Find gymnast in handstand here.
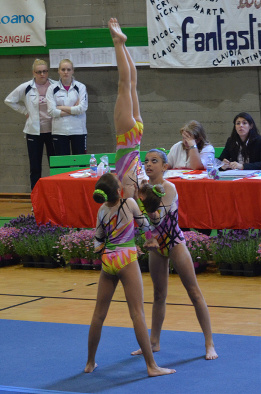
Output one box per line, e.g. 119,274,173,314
84,18,175,377
112,20,147,199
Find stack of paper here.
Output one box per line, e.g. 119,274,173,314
220,170,257,177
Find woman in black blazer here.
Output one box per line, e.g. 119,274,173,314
219,112,261,171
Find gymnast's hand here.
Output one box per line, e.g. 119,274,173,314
143,237,159,250
136,246,144,257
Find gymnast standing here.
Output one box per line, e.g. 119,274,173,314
84,174,175,376
131,148,218,360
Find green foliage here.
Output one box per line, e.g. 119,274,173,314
183,231,213,263
211,229,261,265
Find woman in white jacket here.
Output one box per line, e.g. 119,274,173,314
46,59,88,156
167,120,214,170
4,59,56,190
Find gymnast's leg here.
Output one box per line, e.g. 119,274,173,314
170,243,218,360
119,260,175,376
84,270,119,372
131,250,169,355
108,18,136,135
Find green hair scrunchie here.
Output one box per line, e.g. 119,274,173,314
152,185,166,198
156,147,167,153
93,189,108,201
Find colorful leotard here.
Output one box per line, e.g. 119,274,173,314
152,195,185,257
115,121,144,185
138,183,185,257
95,198,150,275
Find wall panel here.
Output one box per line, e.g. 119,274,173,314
0,1,260,192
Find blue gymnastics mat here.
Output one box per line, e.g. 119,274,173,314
0,319,260,394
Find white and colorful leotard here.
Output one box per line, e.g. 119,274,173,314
95,198,150,275
138,180,185,257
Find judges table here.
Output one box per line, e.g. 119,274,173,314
31,171,261,230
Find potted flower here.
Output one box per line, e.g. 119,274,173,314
58,229,101,269
35,223,69,267
57,229,82,267
75,229,100,269
183,231,213,273
0,227,20,266
211,229,261,276
5,214,68,267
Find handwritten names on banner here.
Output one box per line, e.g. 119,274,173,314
146,0,261,68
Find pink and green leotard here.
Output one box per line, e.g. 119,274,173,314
115,121,144,185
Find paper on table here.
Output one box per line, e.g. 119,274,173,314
70,171,91,178
180,173,208,180
164,169,207,179
164,169,191,178
220,170,257,177
248,174,261,180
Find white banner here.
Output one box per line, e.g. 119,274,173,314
49,47,149,68
146,0,261,68
0,0,46,47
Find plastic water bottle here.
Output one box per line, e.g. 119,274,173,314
97,162,104,177
89,154,97,177
206,154,214,179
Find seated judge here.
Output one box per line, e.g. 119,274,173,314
219,112,261,171
167,120,215,170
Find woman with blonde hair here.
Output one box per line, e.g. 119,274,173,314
167,120,215,170
46,59,88,155
4,59,56,190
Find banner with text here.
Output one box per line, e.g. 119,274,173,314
146,0,261,68
0,0,46,47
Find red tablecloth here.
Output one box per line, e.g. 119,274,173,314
31,171,261,229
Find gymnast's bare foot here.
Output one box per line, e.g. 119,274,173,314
205,344,218,360
84,361,98,373
147,365,176,377
131,343,160,356
108,18,127,43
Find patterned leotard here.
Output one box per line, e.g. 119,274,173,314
95,198,150,275
151,194,185,257
115,121,145,185
137,182,185,257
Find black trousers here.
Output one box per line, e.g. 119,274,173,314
26,133,55,191
52,134,87,156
